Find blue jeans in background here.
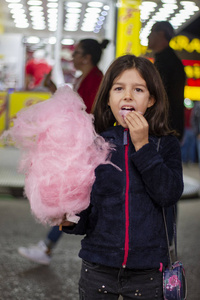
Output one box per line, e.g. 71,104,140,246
181,128,197,163
45,226,63,249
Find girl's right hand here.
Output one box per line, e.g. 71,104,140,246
125,111,149,151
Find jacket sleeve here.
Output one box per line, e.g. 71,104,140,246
62,205,91,235
131,136,184,207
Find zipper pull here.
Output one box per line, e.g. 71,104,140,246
123,129,128,145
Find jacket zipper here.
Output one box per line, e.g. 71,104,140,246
122,129,130,268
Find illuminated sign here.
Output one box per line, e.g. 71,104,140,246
182,60,200,85
116,0,141,57
182,60,200,101
185,86,200,101
170,36,200,53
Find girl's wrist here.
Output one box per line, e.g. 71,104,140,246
134,141,149,151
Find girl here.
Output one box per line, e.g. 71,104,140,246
62,54,183,300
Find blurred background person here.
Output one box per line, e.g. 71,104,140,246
181,99,197,164
44,38,109,113
18,38,109,265
25,49,53,92
148,21,186,141
191,100,200,167
147,21,186,250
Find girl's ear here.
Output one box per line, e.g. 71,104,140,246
147,96,155,108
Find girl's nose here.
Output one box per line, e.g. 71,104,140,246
124,90,133,101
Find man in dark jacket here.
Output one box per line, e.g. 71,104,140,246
148,21,186,247
148,21,186,141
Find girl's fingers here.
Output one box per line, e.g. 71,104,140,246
125,111,147,128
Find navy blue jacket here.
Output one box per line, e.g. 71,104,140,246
63,125,183,269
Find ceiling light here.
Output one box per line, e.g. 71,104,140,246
101,11,108,16
66,8,81,13
61,38,74,45
32,20,45,25
6,0,21,2
65,2,82,8
15,21,29,28
29,6,43,11
13,16,27,22
47,8,58,13
64,27,77,31
26,36,40,43
180,1,196,5
163,3,178,9
64,23,78,28
103,5,109,11
33,26,46,30
141,1,157,7
97,20,103,26
29,11,44,17
84,14,99,21
86,8,101,13
65,13,80,19
10,8,25,14
65,17,79,23
161,0,177,3
27,1,42,5
31,14,45,20
88,2,103,8
47,3,58,8
8,3,23,8
81,27,94,32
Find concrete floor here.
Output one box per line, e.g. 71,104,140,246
0,163,200,299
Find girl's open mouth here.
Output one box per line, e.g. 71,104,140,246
119,107,135,118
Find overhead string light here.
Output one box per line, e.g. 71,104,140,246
140,0,200,46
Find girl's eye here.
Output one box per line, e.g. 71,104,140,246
135,88,143,92
114,87,123,91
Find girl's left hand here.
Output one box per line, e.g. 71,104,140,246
60,214,75,227
61,220,74,226
125,111,149,151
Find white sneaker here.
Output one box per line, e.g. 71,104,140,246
18,241,51,265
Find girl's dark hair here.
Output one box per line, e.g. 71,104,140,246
79,39,109,65
93,54,174,136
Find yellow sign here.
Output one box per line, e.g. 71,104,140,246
184,86,200,101
170,36,200,53
9,92,51,128
116,0,141,57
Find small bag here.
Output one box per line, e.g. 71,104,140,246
157,138,187,300
162,207,187,300
163,261,186,300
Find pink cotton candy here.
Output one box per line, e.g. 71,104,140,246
119,109,143,119
119,109,130,119
2,85,114,225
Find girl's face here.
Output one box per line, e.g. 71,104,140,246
108,68,155,128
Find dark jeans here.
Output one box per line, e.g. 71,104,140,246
79,260,164,300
